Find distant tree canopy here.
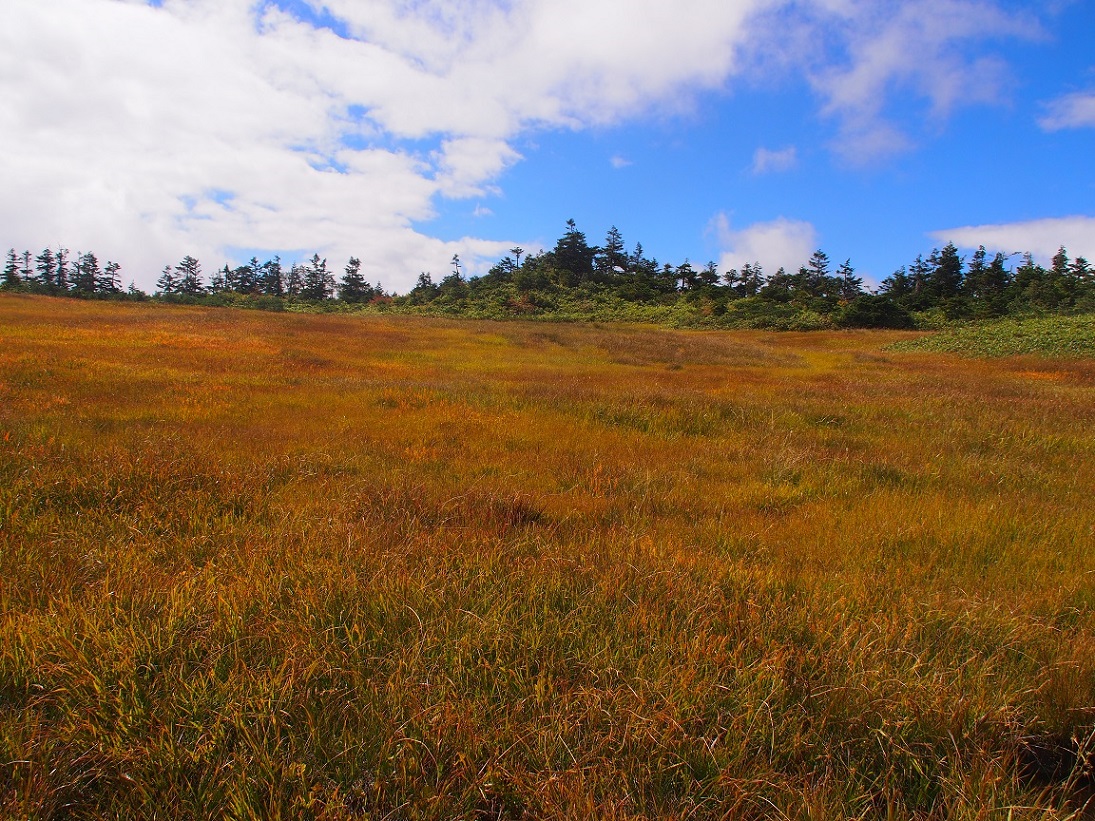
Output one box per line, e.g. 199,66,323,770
3,220,1093,327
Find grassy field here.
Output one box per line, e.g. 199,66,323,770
889,315,1095,359
2,294,1094,819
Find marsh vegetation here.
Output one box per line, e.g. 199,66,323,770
2,295,1094,818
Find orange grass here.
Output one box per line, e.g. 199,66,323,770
1,293,1094,819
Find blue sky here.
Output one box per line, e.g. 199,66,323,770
2,0,1093,292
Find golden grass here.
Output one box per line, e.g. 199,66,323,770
1,294,1094,819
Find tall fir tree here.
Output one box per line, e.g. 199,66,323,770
2,249,20,289
261,256,283,296
34,248,56,288
156,265,178,295
55,248,69,290
338,256,370,303
175,256,204,295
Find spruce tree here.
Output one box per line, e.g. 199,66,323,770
156,265,177,295
2,249,20,289
175,256,204,295
338,256,370,303
55,248,69,290
100,261,122,293
72,252,100,294
261,257,283,297
34,248,56,288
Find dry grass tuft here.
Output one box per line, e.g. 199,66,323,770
2,295,1094,819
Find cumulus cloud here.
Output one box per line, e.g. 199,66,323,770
931,216,1095,263
709,213,819,276
783,0,1040,162
0,0,1049,291
1039,91,1095,131
751,146,797,175
0,0,767,291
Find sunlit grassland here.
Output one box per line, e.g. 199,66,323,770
890,315,1095,358
1,293,1094,819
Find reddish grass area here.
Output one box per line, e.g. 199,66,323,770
1,294,1094,819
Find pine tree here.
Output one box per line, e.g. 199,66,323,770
55,248,69,290
34,248,56,288
595,226,627,281
338,256,370,303
100,261,122,293
285,263,304,298
880,267,913,300
837,259,862,300
210,265,228,293
2,249,20,289
260,257,283,297
552,219,595,286
72,252,100,294
175,256,204,295
156,265,178,295
20,251,33,283
928,243,963,302
302,254,333,300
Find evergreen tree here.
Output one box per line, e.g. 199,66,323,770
100,261,122,293
55,248,69,290
963,246,988,303
2,249,20,289
739,262,764,297
837,259,863,300
595,225,627,281
338,256,370,303
1071,256,1093,293
20,251,33,283
210,265,228,293
261,256,283,297
243,257,262,294
552,219,596,286
909,255,931,301
285,263,304,297
175,256,204,295
698,261,720,288
72,252,100,294
1046,246,1074,307
34,248,56,288
676,260,698,290
880,267,913,299
928,243,963,302
156,264,178,295
760,267,794,302
302,254,333,300
978,252,1012,315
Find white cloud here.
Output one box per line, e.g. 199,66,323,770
709,213,819,275
610,155,633,169
781,0,1040,162
931,216,1095,264
0,0,767,292
0,0,1051,291
751,146,797,175
1039,91,1095,131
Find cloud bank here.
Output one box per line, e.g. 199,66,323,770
932,216,1095,264
1039,91,1095,131
709,213,819,277
0,0,1049,292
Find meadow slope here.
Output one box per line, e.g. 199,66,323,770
2,295,1094,819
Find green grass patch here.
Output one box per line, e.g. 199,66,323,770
889,314,1095,358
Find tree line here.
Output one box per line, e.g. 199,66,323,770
4,220,1094,327
2,248,388,304
404,220,1095,326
